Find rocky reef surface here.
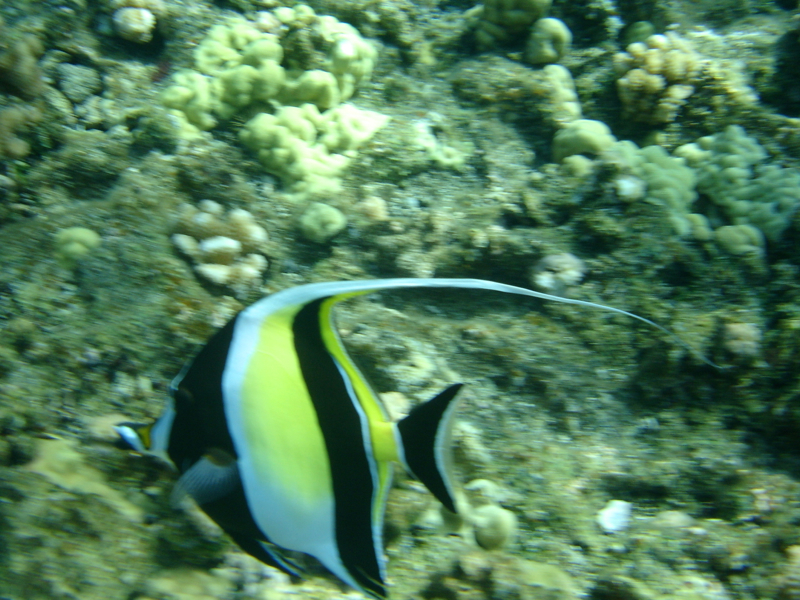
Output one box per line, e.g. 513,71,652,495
1,1,800,599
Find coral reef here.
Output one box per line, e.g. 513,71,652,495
524,17,571,65
469,504,518,550
161,5,386,198
0,104,40,160
552,119,616,162
531,252,586,293
715,223,765,257
425,552,581,600
0,25,44,100
596,499,633,533
602,139,699,235
0,1,799,599
677,125,800,242
298,201,347,243
451,59,582,134
55,226,102,266
412,112,471,171
721,322,761,358
162,6,378,132
26,437,143,521
173,201,269,298
239,102,388,196
106,0,166,44
614,31,702,125
474,0,553,48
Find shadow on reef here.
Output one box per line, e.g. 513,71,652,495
765,27,800,117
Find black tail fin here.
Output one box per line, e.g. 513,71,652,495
396,383,463,513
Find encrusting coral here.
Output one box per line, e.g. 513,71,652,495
0,18,45,164
162,6,378,134
0,23,45,100
722,322,761,358
613,31,702,125
298,201,347,243
552,119,616,163
524,17,571,65
107,0,166,44
239,102,388,197
0,105,41,160
601,139,699,236
531,253,586,293
469,504,518,550
474,0,553,48
172,201,269,298
161,5,387,198
55,227,102,267
676,125,800,243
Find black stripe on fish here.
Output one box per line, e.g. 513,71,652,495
292,298,386,599
169,315,239,470
168,313,299,576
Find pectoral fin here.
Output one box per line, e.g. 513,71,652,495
171,450,240,508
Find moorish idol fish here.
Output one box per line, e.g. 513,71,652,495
116,278,710,598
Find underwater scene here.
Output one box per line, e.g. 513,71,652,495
2,0,800,598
